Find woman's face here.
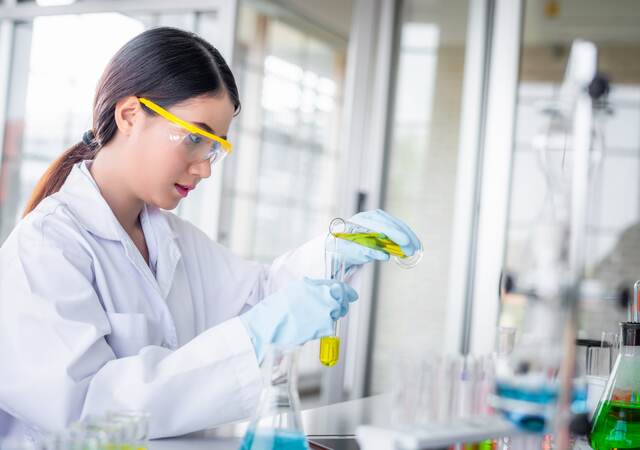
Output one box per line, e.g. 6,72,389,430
127,93,235,210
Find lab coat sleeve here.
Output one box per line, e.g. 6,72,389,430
265,234,363,293
0,213,262,438
217,234,330,308
168,213,328,322
169,212,357,326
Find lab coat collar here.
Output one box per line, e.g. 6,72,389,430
57,161,177,244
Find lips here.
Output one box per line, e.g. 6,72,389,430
175,184,193,198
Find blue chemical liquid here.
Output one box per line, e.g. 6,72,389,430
240,429,309,450
495,382,557,404
495,381,587,433
495,382,557,432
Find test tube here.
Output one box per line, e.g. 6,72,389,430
630,280,640,323
319,239,346,367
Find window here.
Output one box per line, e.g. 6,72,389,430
221,6,347,262
502,0,640,336
367,0,471,394
0,14,145,241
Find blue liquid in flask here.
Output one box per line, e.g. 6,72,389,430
240,345,309,450
240,429,309,450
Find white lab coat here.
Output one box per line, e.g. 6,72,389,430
0,160,327,441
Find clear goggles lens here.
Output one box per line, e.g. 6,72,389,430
167,124,228,166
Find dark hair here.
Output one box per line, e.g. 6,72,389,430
22,27,240,217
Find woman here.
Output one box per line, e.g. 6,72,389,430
0,27,419,440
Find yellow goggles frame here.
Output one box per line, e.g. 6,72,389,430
138,97,232,153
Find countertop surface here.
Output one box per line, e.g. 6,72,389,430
148,394,391,450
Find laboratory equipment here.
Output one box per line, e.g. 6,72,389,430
319,241,347,367
106,410,150,450
36,408,150,450
319,335,340,368
590,286,640,450
329,217,423,269
240,345,309,450
630,281,640,323
492,42,614,448
241,277,356,363
319,215,422,367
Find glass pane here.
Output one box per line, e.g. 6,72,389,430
368,0,470,393
223,2,351,391
502,0,640,335
222,4,349,263
0,14,145,242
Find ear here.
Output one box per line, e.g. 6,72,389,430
114,96,142,136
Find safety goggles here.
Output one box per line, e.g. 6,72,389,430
138,97,233,165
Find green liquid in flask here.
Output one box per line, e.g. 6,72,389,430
590,400,640,449
459,441,496,450
332,232,406,258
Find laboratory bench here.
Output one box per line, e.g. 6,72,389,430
146,395,594,450
147,394,390,450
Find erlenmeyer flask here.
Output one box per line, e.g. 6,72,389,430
240,345,309,450
590,322,640,449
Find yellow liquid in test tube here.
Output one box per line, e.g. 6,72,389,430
319,336,340,367
332,232,407,258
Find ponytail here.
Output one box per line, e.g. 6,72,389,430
21,138,99,218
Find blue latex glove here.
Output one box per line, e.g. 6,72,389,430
239,277,358,362
336,209,421,269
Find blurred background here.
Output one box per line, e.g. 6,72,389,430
0,0,638,408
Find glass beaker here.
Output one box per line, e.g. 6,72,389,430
106,410,150,450
318,246,346,367
240,345,308,450
590,322,640,449
493,300,566,433
328,217,423,269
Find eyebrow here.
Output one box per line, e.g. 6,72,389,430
193,121,227,140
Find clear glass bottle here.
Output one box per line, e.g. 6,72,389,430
240,344,309,450
590,322,640,449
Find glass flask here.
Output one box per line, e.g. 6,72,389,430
240,345,309,450
590,322,640,449
328,217,423,269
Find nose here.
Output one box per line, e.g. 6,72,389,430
190,158,212,179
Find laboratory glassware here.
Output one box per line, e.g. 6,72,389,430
240,344,308,450
106,410,150,450
590,287,640,449
318,237,346,368
319,216,423,367
328,217,423,269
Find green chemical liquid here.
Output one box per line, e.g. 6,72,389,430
459,441,495,450
332,232,406,258
590,400,640,449
240,429,309,450
478,440,496,449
